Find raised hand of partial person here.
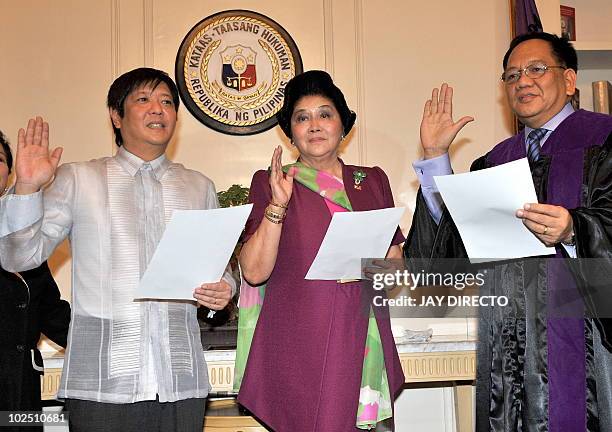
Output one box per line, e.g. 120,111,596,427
420,83,474,159
15,116,63,195
516,203,574,247
269,145,294,206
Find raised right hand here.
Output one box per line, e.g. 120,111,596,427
15,117,63,195
269,145,294,206
420,83,474,159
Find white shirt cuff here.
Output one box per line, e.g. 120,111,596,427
0,191,43,237
222,270,238,297
561,243,577,258
412,153,452,189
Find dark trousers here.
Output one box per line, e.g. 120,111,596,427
64,397,206,432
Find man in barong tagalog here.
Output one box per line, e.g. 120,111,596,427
405,32,612,431
0,68,236,432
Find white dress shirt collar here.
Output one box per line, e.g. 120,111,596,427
524,102,575,141
115,146,170,179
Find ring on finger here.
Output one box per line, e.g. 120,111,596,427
543,225,548,235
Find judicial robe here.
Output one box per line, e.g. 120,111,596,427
405,109,612,431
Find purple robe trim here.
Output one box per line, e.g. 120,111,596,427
487,110,612,431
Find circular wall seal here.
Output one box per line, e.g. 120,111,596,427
176,10,303,135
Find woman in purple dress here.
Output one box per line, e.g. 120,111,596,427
237,71,405,431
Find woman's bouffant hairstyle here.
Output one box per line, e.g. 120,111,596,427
276,70,356,139
0,130,13,173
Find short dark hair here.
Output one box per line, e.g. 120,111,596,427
0,130,12,173
503,32,578,72
277,70,356,139
107,68,180,146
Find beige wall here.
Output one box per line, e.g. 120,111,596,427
2,1,513,336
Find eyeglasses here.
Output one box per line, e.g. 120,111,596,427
501,62,567,84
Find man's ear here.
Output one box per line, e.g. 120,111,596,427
564,68,577,96
109,109,122,129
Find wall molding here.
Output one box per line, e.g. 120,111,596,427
44,351,476,399
400,351,476,382
354,0,366,165
41,368,62,400
110,0,121,152
143,0,154,66
207,361,234,392
443,387,456,432
110,0,120,78
323,0,335,77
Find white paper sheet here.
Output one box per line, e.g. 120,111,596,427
433,158,555,261
134,204,253,300
305,207,406,280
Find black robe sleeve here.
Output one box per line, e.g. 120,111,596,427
573,133,612,259
569,133,612,351
404,155,489,261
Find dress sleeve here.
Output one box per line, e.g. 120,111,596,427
242,170,272,243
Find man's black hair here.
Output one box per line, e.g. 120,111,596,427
503,32,578,72
107,68,180,146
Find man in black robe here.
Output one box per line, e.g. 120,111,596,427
406,32,612,431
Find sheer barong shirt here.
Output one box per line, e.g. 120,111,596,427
0,147,236,403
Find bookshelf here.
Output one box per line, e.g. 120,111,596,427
538,0,612,111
